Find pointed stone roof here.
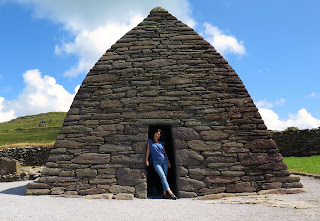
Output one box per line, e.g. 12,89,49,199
26,7,303,198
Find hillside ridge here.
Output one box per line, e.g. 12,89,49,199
0,112,66,148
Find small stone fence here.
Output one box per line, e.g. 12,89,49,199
271,129,320,157
0,146,52,166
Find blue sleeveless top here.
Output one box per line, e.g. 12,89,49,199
148,139,165,161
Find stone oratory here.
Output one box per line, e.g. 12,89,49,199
26,7,303,198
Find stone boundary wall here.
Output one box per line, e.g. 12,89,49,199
0,146,52,166
271,129,320,157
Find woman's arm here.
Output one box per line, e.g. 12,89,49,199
145,141,150,166
164,148,171,168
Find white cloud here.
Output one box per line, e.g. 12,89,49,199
258,108,320,131
258,108,284,130
12,0,196,77
308,92,316,97
74,85,80,94
13,0,196,32
255,98,286,109
0,97,15,122
202,22,246,56
0,69,79,123
56,15,144,77
256,98,320,130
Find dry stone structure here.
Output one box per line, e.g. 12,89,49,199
26,7,303,198
271,129,320,157
0,157,21,182
0,146,51,166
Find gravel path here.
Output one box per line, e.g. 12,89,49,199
0,176,319,221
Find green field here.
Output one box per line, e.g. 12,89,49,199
284,155,320,174
0,112,66,148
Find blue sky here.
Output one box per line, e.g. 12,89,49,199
0,0,320,130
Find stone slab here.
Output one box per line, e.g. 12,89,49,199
26,182,51,189
194,193,224,200
85,193,114,199
113,193,134,200
26,189,51,195
258,188,308,195
72,153,110,164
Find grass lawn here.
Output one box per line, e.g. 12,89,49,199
0,112,66,148
284,155,320,175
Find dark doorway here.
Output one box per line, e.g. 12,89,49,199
147,125,177,198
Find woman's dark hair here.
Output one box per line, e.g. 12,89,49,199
152,129,164,143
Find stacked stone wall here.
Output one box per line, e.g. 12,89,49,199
271,129,320,157
0,146,52,166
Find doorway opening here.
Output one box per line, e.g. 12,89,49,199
147,125,177,198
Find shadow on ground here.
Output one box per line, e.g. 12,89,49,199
0,183,27,196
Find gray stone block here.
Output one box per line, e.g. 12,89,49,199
51,187,65,195
225,182,256,193
60,125,92,134
187,140,221,151
78,188,106,195
204,176,240,184
261,182,283,190
178,191,197,198
26,182,51,189
266,175,300,183
176,149,204,166
109,185,135,194
116,168,146,186
99,144,132,153
200,131,228,140
178,177,206,191
282,182,304,189
110,154,144,164
221,171,246,177
189,168,220,176
132,142,146,153
72,153,110,164
42,168,62,176
177,166,188,176
135,183,147,199
173,139,188,150
199,187,226,195
85,193,113,199
0,158,20,175
172,127,201,141
26,189,51,195
114,193,134,200
76,169,97,177
239,153,283,166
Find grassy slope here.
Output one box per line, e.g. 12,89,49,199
0,112,66,149
284,155,320,174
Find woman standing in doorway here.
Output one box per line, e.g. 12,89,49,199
145,129,177,200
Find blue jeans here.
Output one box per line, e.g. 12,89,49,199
153,159,170,192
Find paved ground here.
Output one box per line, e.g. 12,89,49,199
0,176,319,221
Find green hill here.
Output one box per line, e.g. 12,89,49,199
0,112,66,149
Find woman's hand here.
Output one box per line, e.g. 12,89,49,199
168,161,171,168
145,160,149,166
